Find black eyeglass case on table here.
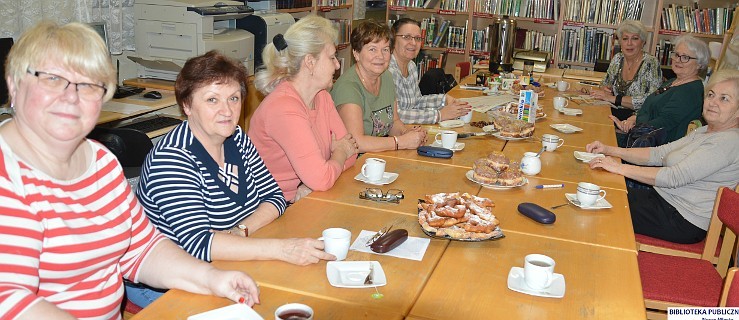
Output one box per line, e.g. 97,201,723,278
417,146,453,158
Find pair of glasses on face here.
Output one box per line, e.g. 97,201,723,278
27,69,107,101
396,34,424,43
672,53,697,63
359,188,404,203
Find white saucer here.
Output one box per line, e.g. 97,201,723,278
439,119,465,128
507,267,565,298
431,141,465,151
558,107,583,116
326,261,387,288
565,193,613,209
550,123,583,133
187,303,263,320
492,132,531,141
573,151,605,163
354,172,398,185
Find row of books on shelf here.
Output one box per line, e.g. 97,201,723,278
439,0,468,11
562,0,643,25
415,53,447,77
517,28,556,53
470,29,489,52
655,39,675,66
421,18,468,48
276,0,312,9
331,19,351,44
558,27,615,64
446,26,468,49
660,5,735,36
472,0,558,19
316,0,349,5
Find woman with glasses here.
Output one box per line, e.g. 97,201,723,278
591,20,662,121
249,16,357,203
388,18,470,124
611,35,708,147
0,21,259,319
331,20,426,152
586,69,739,244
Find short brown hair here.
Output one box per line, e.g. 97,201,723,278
175,50,248,109
350,20,392,54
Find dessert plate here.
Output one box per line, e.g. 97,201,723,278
491,132,532,141
573,151,605,163
439,119,465,128
187,303,263,320
565,193,613,209
466,170,527,189
354,172,399,185
559,108,583,116
326,261,386,288
507,267,565,298
550,123,583,134
430,141,465,151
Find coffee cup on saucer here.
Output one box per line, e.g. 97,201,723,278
361,158,386,182
435,130,458,149
541,134,564,152
576,182,607,207
553,96,569,111
524,254,556,290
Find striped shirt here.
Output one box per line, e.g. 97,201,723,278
137,122,286,262
0,136,165,320
389,55,445,124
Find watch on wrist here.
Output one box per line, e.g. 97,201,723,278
237,224,248,237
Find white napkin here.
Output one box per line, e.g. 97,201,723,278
349,230,430,261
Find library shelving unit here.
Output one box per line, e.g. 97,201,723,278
277,0,354,76
386,0,737,73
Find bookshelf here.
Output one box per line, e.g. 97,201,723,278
386,0,737,74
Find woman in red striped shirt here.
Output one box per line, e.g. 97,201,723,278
0,21,259,319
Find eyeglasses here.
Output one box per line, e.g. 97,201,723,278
396,34,424,43
672,53,697,63
27,69,107,101
359,188,404,203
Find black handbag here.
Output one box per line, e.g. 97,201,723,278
626,123,666,148
418,68,457,95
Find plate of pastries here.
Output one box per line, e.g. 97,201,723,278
510,81,546,97
418,192,504,241
487,111,535,140
497,102,546,120
467,151,528,189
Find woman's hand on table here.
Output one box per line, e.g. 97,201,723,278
590,87,614,102
397,126,427,149
439,100,472,121
609,115,636,133
205,267,261,306
279,238,336,266
588,156,623,175
331,133,359,159
585,140,610,155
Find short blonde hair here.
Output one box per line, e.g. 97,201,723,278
616,20,649,47
5,21,116,102
705,69,739,97
254,15,338,95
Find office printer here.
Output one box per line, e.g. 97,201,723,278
512,50,550,73
237,12,294,68
132,0,256,80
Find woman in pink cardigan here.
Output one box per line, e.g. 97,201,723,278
249,15,358,202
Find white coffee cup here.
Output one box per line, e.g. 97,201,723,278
489,81,501,92
576,182,607,207
318,228,351,261
501,78,516,91
520,152,541,175
275,303,314,320
361,158,386,182
459,111,473,123
556,80,570,92
524,254,556,290
541,134,565,152
434,130,458,149
553,96,569,110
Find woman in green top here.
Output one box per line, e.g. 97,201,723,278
612,35,709,147
331,20,426,153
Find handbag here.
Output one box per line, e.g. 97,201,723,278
626,123,666,148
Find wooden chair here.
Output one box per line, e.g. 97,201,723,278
640,187,739,319
635,185,732,267
454,61,470,83
720,267,739,307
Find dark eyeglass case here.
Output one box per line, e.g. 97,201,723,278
417,146,453,158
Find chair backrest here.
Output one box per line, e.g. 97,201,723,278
721,267,739,307
700,186,739,276
88,127,153,169
717,187,739,236
455,62,471,83
594,60,610,72
419,68,457,95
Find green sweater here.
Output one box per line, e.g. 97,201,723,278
635,79,703,144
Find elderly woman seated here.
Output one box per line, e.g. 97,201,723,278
586,69,739,244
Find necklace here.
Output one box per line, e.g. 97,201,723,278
623,55,642,73
356,65,380,94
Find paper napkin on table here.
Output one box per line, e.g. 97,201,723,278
349,230,430,261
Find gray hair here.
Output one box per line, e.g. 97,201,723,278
254,15,338,95
615,20,649,47
674,34,710,72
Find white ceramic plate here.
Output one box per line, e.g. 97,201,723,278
439,119,465,128
559,108,583,116
466,170,528,189
573,151,605,163
353,172,398,185
491,132,532,141
326,261,387,288
507,267,565,298
430,141,465,151
187,304,263,320
565,193,613,209
550,123,583,134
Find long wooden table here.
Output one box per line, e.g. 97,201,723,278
131,74,645,320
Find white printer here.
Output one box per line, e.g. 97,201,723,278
132,0,256,80
237,12,294,68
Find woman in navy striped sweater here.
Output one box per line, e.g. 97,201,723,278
126,51,335,308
